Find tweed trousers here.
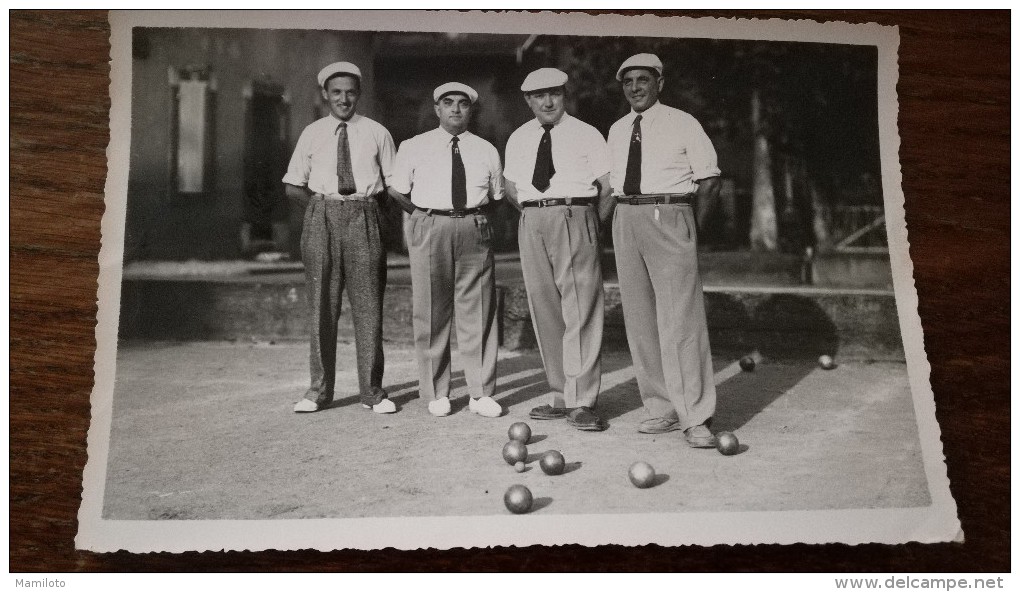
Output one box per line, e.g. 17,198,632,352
301,196,387,407
612,203,716,430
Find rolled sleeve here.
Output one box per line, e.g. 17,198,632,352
686,118,721,181
378,128,397,186
389,140,414,195
488,147,505,201
586,131,612,180
502,131,528,185
282,129,312,187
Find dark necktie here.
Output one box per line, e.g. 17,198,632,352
623,114,643,196
451,136,467,210
336,121,356,196
532,123,555,192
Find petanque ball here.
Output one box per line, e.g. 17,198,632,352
818,354,837,370
739,356,756,372
508,422,532,444
539,450,566,475
504,484,533,514
628,461,656,488
502,440,528,465
716,431,740,456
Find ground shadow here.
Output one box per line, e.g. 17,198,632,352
525,434,547,445
530,497,553,512
596,377,641,422
713,361,817,433
561,461,582,475
711,294,840,432
651,473,671,487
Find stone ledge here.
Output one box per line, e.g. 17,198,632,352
119,278,902,361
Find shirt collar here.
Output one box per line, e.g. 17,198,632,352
438,128,472,144
331,112,361,132
630,100,662,122
532,112,571,130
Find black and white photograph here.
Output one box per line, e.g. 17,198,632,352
77,10,960,552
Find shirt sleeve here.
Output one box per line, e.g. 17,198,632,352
488,144,505,202
502,129,527,185
685,116,721,180
389,138,414,195
282,127,312,186
377,126,397,186
606,121,626,195
586,128,612,180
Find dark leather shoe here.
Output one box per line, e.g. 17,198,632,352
685,424,717,448
638,417,682,434
529,404,571,420
567,407,608,432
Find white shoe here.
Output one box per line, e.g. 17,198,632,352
428,396,452,417
362,399,397,414
293,399,319,413
469,396,503,418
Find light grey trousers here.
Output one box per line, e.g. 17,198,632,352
612,203,716,429
301,196,386,407
404,209,498,402
518,205,604,409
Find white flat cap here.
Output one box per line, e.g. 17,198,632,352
616,53,663,81
317,61,362,88
433,82,478,103
521,67,568,93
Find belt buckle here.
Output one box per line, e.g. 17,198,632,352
450,210,466,218
538,199,551,208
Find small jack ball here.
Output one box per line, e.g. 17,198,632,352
739,356,756,372
504,484,533,514
514,461,526,473
818,355,836,370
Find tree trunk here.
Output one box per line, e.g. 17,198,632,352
749,88,778,251
809,178,833,252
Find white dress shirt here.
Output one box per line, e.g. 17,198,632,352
504,114,611,203
389,128,504,209
607,101,720,196
283,113,396,198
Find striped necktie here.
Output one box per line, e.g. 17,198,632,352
336,121,356,196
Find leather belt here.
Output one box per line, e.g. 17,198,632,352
417,206,485,218
521,197,596,208
616,193,694,205
317,193,378,202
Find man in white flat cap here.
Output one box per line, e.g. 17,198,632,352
606,53,721,447
283,61,397,415
387,82,504,418
504,67,611,432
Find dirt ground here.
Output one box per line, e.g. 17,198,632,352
102,341,930,520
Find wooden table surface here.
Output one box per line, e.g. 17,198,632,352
10,10,1009,572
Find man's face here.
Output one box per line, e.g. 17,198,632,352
321,75,360,121
621,68,663,113
525,87,566,125
434,93,472,135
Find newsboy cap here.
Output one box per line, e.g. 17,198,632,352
317,62,362,88
520,67,568,93
433,82,479,103
616,53,664,81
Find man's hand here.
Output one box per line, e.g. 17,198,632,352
386,187,416,214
